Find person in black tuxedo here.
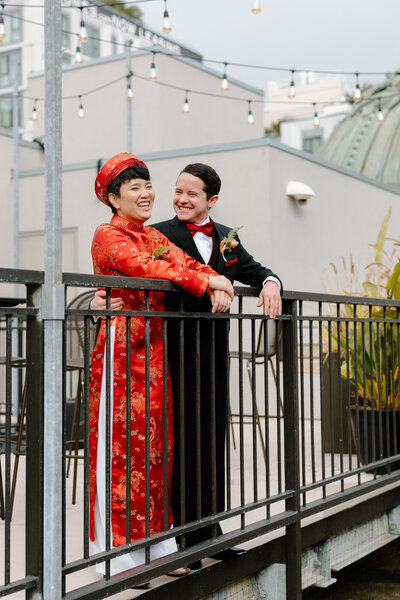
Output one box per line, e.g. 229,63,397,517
152,164,282,566
91,163,282,568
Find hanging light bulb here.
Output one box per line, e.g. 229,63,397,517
150,52,157,81
378,99,384,123
251,0,261,13
221,62,228,92
127,74,134,100
183,91,189,114
0,9,5,44
78,96,85,119
313,103,320,128
79,8,88,44
353,73,361,102
288,70,296,99
75,43,83,66
31,100,38,122
163,0,172,33
247,100,255,125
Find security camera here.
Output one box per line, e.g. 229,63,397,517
286,181,315,205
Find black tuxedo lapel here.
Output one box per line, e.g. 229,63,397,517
166,217,205,264
213,222,228,274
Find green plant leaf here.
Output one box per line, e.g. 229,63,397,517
362,281,379,297
374,206,392,263
387,258,400,299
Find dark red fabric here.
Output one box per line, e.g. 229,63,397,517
186,222,214,237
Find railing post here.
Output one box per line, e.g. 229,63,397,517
282,298,301,599
26,284,44,600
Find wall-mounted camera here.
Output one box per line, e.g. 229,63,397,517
286,181,315,205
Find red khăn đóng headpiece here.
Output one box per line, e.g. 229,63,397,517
94,152,148,205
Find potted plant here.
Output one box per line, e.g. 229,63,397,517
323,208,400,469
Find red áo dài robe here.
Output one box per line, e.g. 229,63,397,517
89,214,215,547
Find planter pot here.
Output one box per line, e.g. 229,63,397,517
321,352,354,454
349,407,400,474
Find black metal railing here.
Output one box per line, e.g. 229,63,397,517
0,269,399,599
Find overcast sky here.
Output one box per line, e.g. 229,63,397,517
139,0,400,95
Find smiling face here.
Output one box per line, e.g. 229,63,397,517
108,178,155,226
173,172,218,224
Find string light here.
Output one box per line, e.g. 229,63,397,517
221,62,228,92
251,0,261,14
150,51,157,81
79,7,88,44
288,70,296,99
183,90,189,114
127,73,134,100
247,100,254,125
163,0,171,33
0,4,5,44
378,99,384,123
313,102,320,128
75,43,83,66
78,96,85,119
31,99,38,122
353,73,361,102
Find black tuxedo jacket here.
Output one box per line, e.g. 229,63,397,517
152,216,282,307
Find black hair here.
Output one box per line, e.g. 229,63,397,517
180,163,221,199
106,164,151,214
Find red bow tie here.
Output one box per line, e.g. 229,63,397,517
186,222,214,237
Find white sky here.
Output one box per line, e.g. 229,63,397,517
139,0,400,95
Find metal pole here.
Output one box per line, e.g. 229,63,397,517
126,39,132,153
12,62,20,415
12,75,19,275
43,1,64,599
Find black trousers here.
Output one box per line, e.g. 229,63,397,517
168,326,228,548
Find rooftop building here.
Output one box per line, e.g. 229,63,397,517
318,72,400,186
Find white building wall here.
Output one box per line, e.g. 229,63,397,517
26,52,264,164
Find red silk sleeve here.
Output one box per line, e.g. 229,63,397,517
92,224,215,298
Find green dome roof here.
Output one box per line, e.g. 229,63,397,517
318,73,400,185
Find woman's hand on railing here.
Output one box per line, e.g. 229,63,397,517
90,289,124,312
208,275,234,300
209,290,232,313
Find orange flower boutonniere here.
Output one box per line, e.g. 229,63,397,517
219,226,243,262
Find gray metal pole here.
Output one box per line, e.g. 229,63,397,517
12,79,19,274
126,40,132,153
43,1,64,599
12,59,20,414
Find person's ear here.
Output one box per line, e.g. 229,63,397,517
207,195,218,210
108,193,120,211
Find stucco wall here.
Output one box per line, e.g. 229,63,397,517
27,52,264,166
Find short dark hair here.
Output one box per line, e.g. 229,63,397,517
180,163,221,199
106,164,151,214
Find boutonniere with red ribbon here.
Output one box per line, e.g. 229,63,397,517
219,226,243,262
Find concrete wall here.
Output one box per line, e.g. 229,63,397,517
26,51,264,165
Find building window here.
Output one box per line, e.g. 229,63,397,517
110,34,118,55
0,50,21,89
2,10,22,45
84,25,100,58
303,135,322,155
0,96,12,128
